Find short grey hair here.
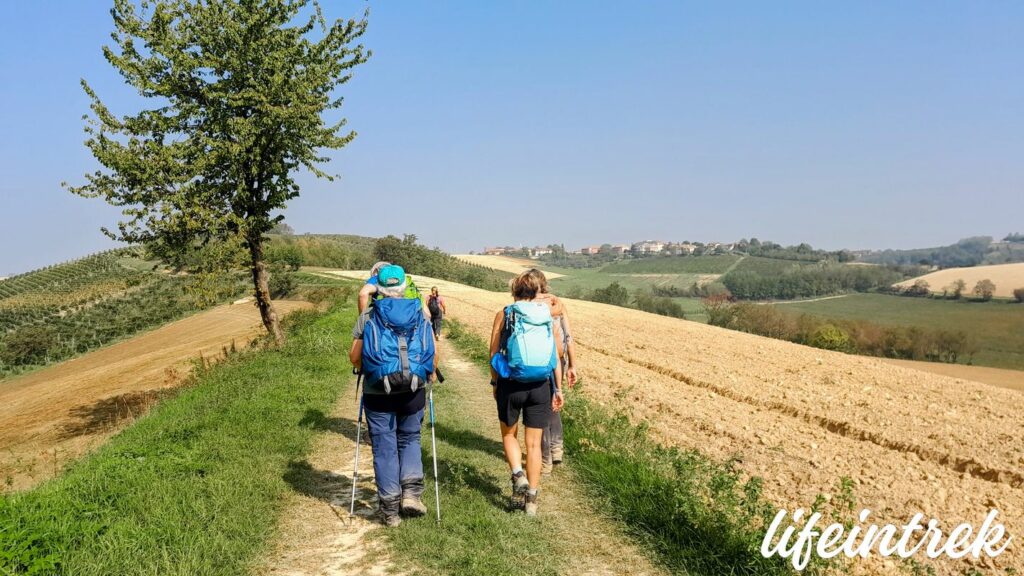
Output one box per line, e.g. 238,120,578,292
377,281,407,299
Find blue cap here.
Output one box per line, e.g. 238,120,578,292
377,264,406,287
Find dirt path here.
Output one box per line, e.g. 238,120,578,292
263,340,665,576
0,299,310,492
768,294,849,304
260,370,396,576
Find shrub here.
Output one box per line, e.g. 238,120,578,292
731,303,797,339
0,325,58,366
703,294,737,328
633,290,686,318
973,279,996,301
1013,287,1024,303
589,282,630,307
268,271,296,298
903,279,931,297
807,324,853,352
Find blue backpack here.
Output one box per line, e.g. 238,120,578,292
491,301,557,383
361,298,435,394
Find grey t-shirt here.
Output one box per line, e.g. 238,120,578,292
352,310,371,340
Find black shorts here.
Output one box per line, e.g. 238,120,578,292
495,379,551,429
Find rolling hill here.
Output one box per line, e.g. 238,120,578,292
895,262,1024,298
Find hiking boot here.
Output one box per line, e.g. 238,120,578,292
378,495,402,527
524,490,540,516
400,479,427,517
511,470,529,495
401,495,427,517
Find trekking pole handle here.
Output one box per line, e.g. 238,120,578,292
435,368,446,384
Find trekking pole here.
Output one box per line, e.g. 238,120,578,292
428,383,441,524
349,371,364,520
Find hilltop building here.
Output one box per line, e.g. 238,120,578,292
631,240,666,254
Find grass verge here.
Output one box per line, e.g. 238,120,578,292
444,318,819,575
0,296,357,575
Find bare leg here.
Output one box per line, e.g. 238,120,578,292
500,421,521,472
523,427,544,489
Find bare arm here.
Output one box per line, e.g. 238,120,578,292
349,339,362,372
488,310,504,382
358,284,377,313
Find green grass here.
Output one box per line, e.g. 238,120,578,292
600,254,741,274
374,320,562,575
776,293,1024,370
0,296,358,575
731,256,824,275
442,319,814,576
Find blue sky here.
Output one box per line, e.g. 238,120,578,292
1,1,1022,274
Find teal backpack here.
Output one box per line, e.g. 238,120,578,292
491,301,557,382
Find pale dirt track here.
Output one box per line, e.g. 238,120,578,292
0,299,310,492
453,254,564,278
325,270,1023,575
895,262,1024,298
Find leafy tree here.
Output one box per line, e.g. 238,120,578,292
1014,287,1024,303
973,279,996,301
590,282,629,307
807,324,853,353
0,326,58,366
949,279,966,300
65,0,369,345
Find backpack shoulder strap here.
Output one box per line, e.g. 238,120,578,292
499,305,515,354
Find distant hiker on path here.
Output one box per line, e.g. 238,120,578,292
535,274,579,474
350,264,437,526
427,286,447,340
489,269,563,516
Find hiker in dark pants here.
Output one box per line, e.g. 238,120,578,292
427,286,446,340
350,265,437,527
489,269,563,516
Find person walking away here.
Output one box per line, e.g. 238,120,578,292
534,275,579,473
489,269,563,516
427,287,447,340
349,264,437,526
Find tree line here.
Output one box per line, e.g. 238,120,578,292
703,296,978,364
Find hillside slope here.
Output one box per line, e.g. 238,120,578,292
895,262,1024,298
325,270,1023,575
0,299,310,492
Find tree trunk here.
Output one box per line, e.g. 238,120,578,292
248,235,285,346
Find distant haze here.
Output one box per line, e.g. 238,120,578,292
1,1,1021,274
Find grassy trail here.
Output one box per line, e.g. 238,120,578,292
264,335,666,576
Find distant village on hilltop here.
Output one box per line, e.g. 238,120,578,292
477,240,739,258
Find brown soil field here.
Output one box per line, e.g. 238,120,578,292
453,253,565,278
325,270,1023,575
881,358,1024,394
0,299,310,492
895,262,1024,298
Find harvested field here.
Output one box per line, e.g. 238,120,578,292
326,269,1024,575
880,358,1024,394
0,299,310,492
895,262,1024,298
453,254,564,278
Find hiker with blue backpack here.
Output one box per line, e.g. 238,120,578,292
349,264,438,526
489,269,564,516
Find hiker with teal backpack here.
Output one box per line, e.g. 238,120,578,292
349,264,438,526
489,269,563,516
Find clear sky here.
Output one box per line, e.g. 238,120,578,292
1,1,1022,274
